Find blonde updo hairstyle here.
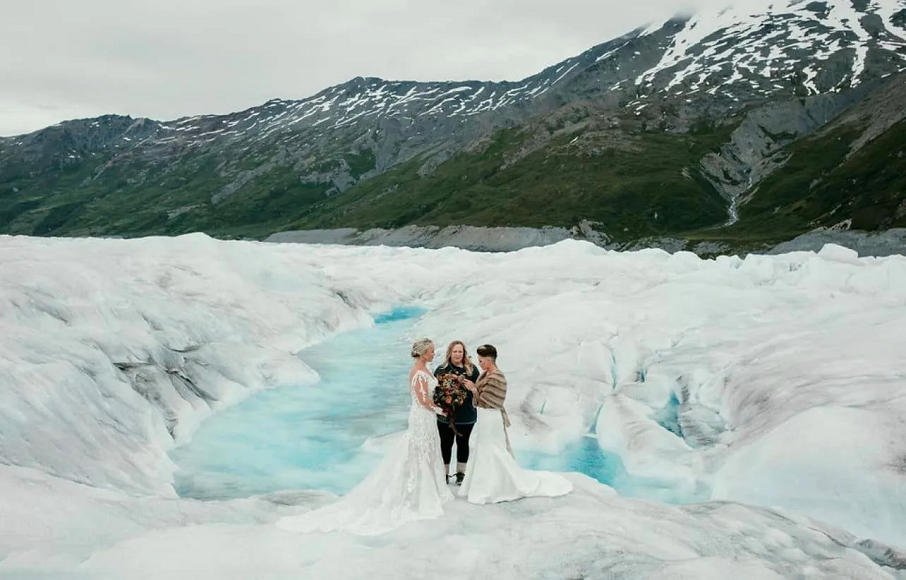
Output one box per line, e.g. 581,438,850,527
410,338,433,359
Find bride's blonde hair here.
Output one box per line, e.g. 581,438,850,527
410,338,433,359
443,340,475,374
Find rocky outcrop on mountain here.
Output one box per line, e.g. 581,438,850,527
266,224,906,257
769,228,906,256
266,223,609,253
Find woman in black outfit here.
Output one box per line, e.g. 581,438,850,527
434,340,480,484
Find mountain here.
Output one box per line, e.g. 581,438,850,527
1,0,905,250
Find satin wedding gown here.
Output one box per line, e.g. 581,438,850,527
277,369,453,535
459,407,573,504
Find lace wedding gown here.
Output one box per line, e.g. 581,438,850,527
277,369,452,535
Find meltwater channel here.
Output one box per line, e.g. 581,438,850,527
170,306,694,503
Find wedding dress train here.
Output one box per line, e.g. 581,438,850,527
277,369,452,535
459,407,573,504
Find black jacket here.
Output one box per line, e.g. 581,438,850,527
433,362,480,425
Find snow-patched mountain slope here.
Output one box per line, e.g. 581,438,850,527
5,0,903,152
1,0,902,167
154,0,906,147
635,0,906,97
1,0,905,245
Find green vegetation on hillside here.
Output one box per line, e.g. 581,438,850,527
707,119,906,244
280,125,735,242
1,105,903,252
0,123,735,242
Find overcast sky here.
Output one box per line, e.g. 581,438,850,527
1,0,709,136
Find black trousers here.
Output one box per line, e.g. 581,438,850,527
437,420,474,467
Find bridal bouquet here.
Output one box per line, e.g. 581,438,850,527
433,373,468,434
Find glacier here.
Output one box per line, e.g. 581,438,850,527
169,305,429,499
1,234,906,579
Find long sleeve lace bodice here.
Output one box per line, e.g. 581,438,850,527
410,369,436,410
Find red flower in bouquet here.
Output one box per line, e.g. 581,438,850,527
433,373,468,435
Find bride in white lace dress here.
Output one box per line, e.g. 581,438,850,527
277,338,453,535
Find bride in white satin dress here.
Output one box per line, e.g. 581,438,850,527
277,338,453,535
458,343,573,504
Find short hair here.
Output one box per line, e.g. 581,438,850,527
476,344,497,360
410,338,433,358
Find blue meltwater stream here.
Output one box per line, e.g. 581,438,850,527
171,306,696,503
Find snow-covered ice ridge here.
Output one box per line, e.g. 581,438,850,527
2,234,906,578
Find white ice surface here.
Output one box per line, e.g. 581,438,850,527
2,234,906,578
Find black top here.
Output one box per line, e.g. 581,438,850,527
433,362,480,425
